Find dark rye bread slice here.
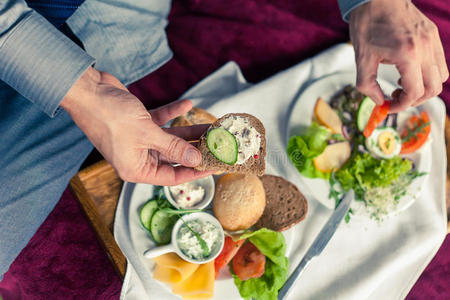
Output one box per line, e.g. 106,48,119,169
194,113,266,176
254,175,308,231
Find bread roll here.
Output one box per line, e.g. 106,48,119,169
213,174,266,231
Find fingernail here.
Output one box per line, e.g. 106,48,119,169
184,147,201,166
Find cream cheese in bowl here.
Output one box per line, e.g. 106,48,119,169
169,182,205,208
177,218,222,261
164,175,215,210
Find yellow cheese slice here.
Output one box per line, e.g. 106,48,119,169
172,261,215,297
182,293,214,300
153,253,199,284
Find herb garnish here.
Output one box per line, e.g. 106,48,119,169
401,121,430,143
180,218,210,257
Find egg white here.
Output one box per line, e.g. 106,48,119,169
365,127,402,159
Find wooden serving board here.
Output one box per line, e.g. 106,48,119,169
69,117,450,281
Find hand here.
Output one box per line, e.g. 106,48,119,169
61,67,214,185
349,0,448,112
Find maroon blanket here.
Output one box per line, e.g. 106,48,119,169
1,0,449,299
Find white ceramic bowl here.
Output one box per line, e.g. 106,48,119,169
143,212,225,264
163,175,215,210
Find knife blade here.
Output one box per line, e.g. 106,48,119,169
277,189,354,300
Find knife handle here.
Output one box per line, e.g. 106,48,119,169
278,256,311,300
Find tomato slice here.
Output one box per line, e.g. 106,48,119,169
214,236,245,278
363,101,391,138
232,242,266,281
400,111,430,154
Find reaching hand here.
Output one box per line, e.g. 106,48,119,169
61,67,214,185
349,0,448,112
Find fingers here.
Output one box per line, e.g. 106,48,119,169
356,54,385,105
149,99,192,126
390,62,424,113
143,164,215,186
432,28,449,82
163,124,210,141
149,126,202,167
413,64,442,107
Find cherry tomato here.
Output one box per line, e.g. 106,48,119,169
232,242,266,281
363,101,391,138
214,236,245,278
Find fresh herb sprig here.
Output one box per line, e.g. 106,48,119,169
401,121,430,143
180,218,210,257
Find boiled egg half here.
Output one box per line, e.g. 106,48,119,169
365,127,401,159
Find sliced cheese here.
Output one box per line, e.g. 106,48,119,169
153,253,199,284
172,261,215,297
182,292,214,300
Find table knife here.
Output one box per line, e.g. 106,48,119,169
277,189,354,300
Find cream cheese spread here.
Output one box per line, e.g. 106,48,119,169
169,182,205,208
220,116,261,164
177,219,221,260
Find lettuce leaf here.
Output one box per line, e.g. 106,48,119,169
287,122,331,179
231,228,289,300
335,152,413,200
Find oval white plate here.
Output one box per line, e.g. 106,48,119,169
286,72,431,217
123,180,295,299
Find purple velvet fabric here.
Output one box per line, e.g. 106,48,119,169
1,0,449,299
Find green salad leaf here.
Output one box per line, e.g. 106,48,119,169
334,152,413,201
231,228,289,300
287,122,331,179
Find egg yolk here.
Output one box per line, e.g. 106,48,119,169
378,131,397,155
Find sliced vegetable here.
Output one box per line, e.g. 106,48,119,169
139,200,158,230
214,236,246,278
231,228,288,300
150,210,178,245
313,142,351,173
287,122,331,179
363,101,390,138
400,111,431,154
232,242,266,281
357,96,376,131
206,128,238,165
314,98,343,134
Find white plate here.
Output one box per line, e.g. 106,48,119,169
286,72,431,217
121,180,295,299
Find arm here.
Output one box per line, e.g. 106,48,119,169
66,0,172,85
339,0,448,112
60,68,213,185
0,0,94,117
0,1,210,185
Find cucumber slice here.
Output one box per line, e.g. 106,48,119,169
357,96,376,131
139,200,158,230
150,210,178,245
206,128,238,165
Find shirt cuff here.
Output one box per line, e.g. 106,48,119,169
0,11,95,117
337,0,371,22
66,0,172,86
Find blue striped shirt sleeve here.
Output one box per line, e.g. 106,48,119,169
337,0,371,22
0,1,94,117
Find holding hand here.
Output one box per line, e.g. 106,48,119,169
349,0,448,112
61,67,213,185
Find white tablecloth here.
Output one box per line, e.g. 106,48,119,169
115,43,447,300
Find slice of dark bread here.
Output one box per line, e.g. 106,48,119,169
171,107,217,127
254,175,308,231
194,113,266,176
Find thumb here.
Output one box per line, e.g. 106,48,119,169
356,55,385,105
150,126,202,167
